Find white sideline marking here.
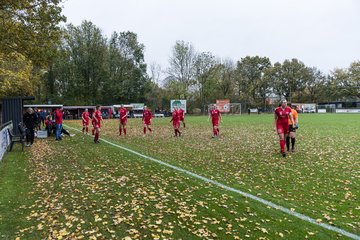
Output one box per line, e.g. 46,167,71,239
65,125,360,240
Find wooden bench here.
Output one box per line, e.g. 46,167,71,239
8,124,26,152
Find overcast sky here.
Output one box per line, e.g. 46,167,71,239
62,0,360,73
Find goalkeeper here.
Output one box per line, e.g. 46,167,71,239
286,104,299,152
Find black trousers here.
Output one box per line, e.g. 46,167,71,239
26,128,35,144
50,126,70,136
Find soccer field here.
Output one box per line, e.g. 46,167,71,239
0,114,359,239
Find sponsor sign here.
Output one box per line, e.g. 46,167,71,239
131,103,145,110
170,100,187,113
37,130,48,138
0,123,12,162
336,109,360,113
216,99,230,113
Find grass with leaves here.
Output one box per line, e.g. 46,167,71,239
0,113,358,239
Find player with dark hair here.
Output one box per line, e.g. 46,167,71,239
119,104,128,136
142,106,153,136
274,99,295,157
209,104,222,138
93,105,103,143
286,104,299,152
82,108,90,134
170,106,181,137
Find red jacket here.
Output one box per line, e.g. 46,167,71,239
55,109,63,124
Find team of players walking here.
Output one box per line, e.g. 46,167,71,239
81,99,298,157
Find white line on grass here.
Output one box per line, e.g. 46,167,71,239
65,125,360,240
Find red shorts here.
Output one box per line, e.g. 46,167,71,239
172,121,180,128
83,120,89,126
180,117,184,121
120,119,127,125
94,123,101,129
276,122,289,134
143,120,151,125
212,119,219,127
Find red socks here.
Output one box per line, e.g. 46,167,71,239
212,128,220,136
183,122,186,128
120,127,126,136
144,126,151,135
92,128,95,135
86,127,88,133
174,129,181,136
280,139,285,152
94,132,99,142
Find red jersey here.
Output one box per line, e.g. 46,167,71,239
55,109,63,124
94,110,102,124
119,108,128,120
210,109,220,120
171,110,180,123
45,119,51,127
82,111,90,121
143,110,152,121
275,107,292,124
178,109,185,119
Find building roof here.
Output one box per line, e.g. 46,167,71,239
24,104,63,108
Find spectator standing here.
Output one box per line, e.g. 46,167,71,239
54,106,64,141
23,108,37,147
40,110,46,127
34,108,41,130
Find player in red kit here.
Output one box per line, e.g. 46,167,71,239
209,104,222,138
93,105,103,143
91,111,96,135
274,99,295,157
81,108,90,134
142,106,152,136
170,106,181,137
119,104,128,136
178,107,186,128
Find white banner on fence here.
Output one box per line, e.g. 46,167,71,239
170,100,187,113
336,109,360,113
0,123,13,162
318,109,326,113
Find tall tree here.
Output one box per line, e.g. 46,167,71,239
304,67,328,103
216,59,235,99
149,62,162,85
234,56,272,105
330,62,360,100
0,52,33,97
194,52,217,111
271,59,311,102
166,41,196,99
107,31,148,103
0,0,66,65
48,21,108,104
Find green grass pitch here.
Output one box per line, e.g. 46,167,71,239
0,114,359,239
